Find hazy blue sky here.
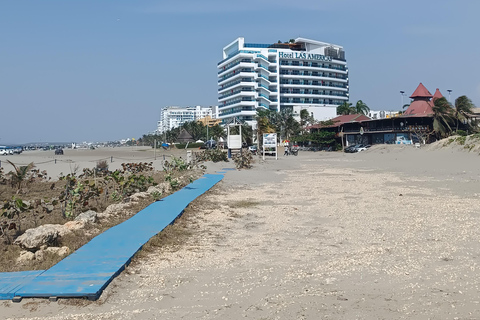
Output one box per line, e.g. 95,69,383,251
1,0,479,144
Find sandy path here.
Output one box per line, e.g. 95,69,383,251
3,145,480,319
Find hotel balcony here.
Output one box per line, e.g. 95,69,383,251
218,71,254,86
218,78,256,93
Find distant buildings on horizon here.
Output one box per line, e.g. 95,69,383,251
157,105,219,133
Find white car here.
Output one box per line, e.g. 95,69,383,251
356,145,371,152
0,149,8,155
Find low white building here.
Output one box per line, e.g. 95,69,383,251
292,105,337,123
368,110,401,119
157,106,217,133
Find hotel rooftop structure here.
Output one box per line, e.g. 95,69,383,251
217,37,349,125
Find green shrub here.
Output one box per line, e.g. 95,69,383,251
205,149,228,162
175,143,204,149
456,130,468,136
233,148,253,169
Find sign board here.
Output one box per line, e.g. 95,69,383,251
263,133,278,160
227,135,242,149
227,124,242,149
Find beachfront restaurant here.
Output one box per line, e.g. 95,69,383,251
342,116,432,146
308,114,433,146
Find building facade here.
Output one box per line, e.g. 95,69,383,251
157,106,216,133
217,37,349,126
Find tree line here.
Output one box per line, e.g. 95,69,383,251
139,94,476,148
430,95,477,139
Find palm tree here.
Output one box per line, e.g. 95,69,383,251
7,160,35,193
241,124,254,145
431,97,455,139
300,109,315,127
337,102,354,115
256,108,276,140
354,100,370,115
454,95,475,131
275,109,300,141
208,124,225,141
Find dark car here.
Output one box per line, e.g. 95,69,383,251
203,140,217,149
55,148,64,155
344,145,357,153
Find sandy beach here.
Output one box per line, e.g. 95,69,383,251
2,144,480,319
0,146,191,180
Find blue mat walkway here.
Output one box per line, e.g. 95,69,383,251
0,173,224,301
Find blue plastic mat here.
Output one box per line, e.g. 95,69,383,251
0,270,45,300
0,173,223,301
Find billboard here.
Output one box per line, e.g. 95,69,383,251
263,133,277,160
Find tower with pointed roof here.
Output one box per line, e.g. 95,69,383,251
404,83,444,116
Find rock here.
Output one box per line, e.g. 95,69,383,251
57,246,70,256
45,246,70,257
102,203,131,217
63,220,85,233
14,224,62,251
147,186,162,193
130,192,149,202
96,211,111,219
35,249,45,261
151,182,170,193
17,251,35,263
75,210,97,224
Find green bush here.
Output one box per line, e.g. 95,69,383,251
174,143,204,149
456,130,468,137
233,148,252,169
205,149,228,162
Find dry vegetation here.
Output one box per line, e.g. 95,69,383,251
0,158,204,273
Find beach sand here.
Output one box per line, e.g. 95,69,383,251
3,144,480,319
0,146,194,180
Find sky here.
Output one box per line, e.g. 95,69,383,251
1,0,479,144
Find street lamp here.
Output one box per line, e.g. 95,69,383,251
400,91,406,109
447,89,452,104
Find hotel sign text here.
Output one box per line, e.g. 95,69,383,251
279,52,332,61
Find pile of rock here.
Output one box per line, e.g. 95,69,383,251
14,186,166,264
14,210,98,263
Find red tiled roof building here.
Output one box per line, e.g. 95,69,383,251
404,83,444,117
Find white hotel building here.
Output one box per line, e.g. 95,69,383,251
218,37,348,126
157,105,217,133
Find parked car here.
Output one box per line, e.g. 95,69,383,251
203,140,217,149
344,145,360,153
0,149,8,155
55,148,64,155
356,144,371,152
344,144,369,153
